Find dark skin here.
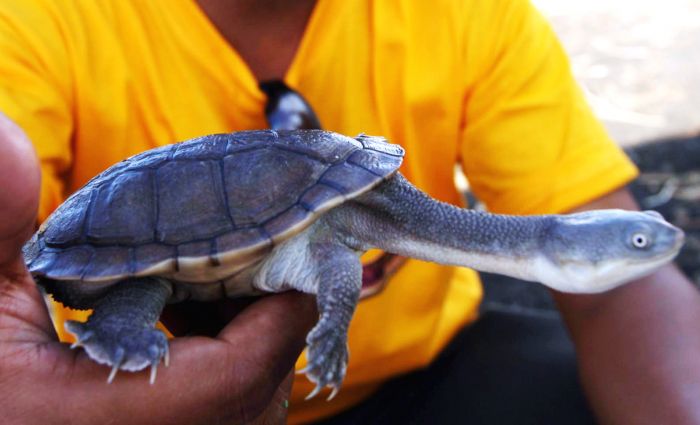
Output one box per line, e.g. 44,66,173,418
2,1,700,424
195,0,317,81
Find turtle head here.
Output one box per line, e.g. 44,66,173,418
533,209,684,293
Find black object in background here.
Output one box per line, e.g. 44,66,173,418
260,80,322,130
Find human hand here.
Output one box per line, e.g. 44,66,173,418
0,112,317,425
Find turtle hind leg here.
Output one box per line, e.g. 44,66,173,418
65,277,172,384
300,243,362,400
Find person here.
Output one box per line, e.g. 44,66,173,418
1,0,699,424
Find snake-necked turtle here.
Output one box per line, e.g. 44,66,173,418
23,129,684,398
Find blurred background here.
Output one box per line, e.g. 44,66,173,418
481,0,700,311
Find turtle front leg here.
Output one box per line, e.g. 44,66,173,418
301,243,362,400
65,277,172,384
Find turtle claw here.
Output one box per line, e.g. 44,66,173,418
65,320,169,384
300,322,349,400
305,385,323,401
327,386,339,401
107,364,120,384
149,362,158,385
106,348,125,384
163,344,170,368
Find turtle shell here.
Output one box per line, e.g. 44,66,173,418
24,130,404,295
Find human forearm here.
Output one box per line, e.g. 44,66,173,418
555,264,700,424
554,188,700,424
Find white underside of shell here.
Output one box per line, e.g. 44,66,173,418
253,228,321,294
56,227,322,303
132,222,323,302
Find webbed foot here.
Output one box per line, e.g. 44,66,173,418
64,277,171,384
66,320,169,384
299,243,362,400
299,316,349,400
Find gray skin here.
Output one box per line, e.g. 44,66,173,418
23,130,684,399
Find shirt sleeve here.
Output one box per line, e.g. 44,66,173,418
459,0,638,214
0,1,74,221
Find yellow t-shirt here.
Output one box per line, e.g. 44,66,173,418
0,0,637,422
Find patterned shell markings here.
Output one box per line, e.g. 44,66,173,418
25,130,405,283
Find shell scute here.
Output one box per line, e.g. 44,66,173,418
27,130,405,286
43,189,92,246
133,244,176,274
298,185,344,212
49,246,94,280
178,240,212,259
214,228,271,264
88,170,155,245
156,160,233,244
28,250,58,276
356,134,405,157
271,130,362,163
172,135,228,160
263,205,312,243
223,147,326,227
225,130,276,154
319,162,380,195
124,147,173,171
347,149,403,177
83,247,132,279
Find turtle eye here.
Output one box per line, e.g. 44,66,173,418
631,233,649,249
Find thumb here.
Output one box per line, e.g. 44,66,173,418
0,111,40,267
0,111,55,341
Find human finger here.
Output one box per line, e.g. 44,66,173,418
0,111,40,267
14,291,317,425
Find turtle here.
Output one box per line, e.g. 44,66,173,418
23,129,684,399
